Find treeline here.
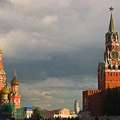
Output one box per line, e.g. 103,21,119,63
25,117,80,120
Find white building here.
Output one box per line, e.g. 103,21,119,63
74,100,80,114
24,106,33,119
53,108,77,118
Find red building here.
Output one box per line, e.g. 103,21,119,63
83,12,120,114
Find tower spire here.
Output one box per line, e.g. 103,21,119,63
108,7,115,32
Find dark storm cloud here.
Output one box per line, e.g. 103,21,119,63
6,44,103,82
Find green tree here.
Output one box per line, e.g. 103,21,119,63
32,107,43,120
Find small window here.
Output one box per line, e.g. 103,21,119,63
113,65,116,70
108,65,111,69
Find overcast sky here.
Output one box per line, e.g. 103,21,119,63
0,0,120,110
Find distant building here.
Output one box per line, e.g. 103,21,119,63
24,106,33,119
43,108,77,119
74,100,80,114
54,108,77,118
83,11,120,115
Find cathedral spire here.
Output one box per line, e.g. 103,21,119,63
11,69,19,86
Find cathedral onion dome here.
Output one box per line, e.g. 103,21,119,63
0,69,6,75
1,86,10,94
11,72,19,85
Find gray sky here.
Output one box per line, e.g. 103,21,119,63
1,0,120,110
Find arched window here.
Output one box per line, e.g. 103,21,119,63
108,65,111,69
113,65,116,70
118,66,120,70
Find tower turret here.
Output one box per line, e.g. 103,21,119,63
10,71,21,109
11,71,19,93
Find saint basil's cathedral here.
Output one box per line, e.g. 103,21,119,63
0,49,21,109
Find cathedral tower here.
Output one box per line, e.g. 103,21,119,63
98,12,120,89
10,71,21,109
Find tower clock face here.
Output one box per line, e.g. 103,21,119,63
111,51,119,59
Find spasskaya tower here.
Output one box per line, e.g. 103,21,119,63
98,12,120,89
83,9,120,115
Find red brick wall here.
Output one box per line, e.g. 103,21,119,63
105,72,120,89
83,90,105,115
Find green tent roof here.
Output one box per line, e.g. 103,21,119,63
108,13,115,32
1,86,10,94
11,74,19,85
